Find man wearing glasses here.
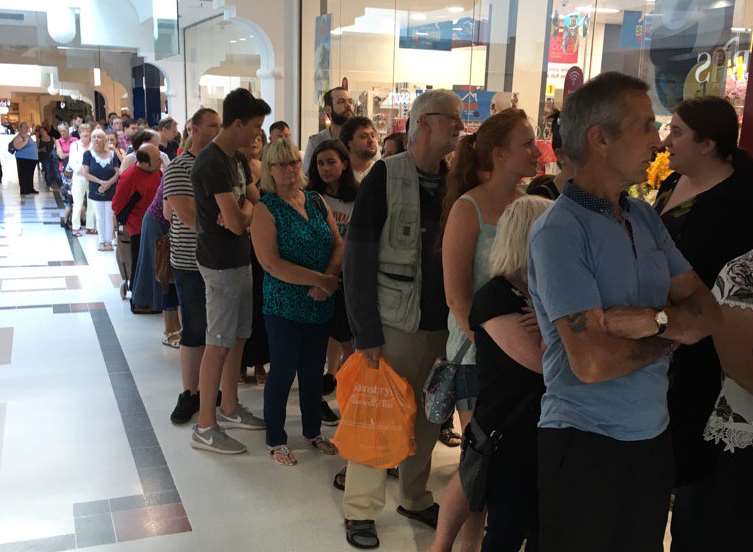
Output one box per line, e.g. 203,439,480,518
303,86,355,175
342,90,465,549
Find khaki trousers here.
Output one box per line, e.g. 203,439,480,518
343,325,447,520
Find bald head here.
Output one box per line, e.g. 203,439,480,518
136,143,161,172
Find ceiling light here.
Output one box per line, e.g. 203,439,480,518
248,35,254,38
239,37,246,41
711,0,731,7
415,32,429,36
453,27,463,31
731,26,752,32
447,5,464,13
410,13,427,21
229,40,237,43
576,6,620,14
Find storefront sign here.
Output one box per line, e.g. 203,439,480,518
564,67,584,100
695,36,750,84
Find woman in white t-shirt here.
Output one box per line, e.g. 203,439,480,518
695,249,753,550
307,139,359,422
66,123,96,236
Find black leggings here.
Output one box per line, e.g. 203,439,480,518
16,158,37,194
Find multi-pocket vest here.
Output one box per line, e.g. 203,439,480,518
377,152,422,333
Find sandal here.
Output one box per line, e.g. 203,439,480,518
345,519,379,549
268,445,297,466
310,435,338,455
333,466,347,491
255,365,267,385
162,330,181,349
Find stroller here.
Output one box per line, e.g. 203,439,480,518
115,223,132,300
59,169,74,228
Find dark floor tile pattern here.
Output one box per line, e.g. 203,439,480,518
0,303,189,549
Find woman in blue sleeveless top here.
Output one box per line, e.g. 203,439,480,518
251,139,343,467
12,122,39,195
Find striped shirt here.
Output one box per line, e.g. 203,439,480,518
163,152,198,271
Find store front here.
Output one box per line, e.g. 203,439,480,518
300,0,753,154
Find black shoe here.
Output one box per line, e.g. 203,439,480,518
345,519,379,549
322,373,337,396
170,390,199,424
321,400,340,426
396,503,439,529
31,189,39,194
439,426,462,448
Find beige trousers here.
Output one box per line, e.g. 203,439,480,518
343,325,447,520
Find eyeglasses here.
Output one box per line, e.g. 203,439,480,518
271,160,301,169
425,112,464,125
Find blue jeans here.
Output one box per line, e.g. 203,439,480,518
263,315,328,447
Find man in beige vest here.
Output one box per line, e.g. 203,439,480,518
342,90,465,549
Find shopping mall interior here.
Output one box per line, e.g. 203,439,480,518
0,0,751,550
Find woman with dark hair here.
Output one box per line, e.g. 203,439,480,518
436,109,541,551
526,109,573,199
237,130,270,385
12,122,39,195
382,132,406,158
654,95,753,550
308,139,358,425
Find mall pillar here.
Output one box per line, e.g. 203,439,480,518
510,0,550,126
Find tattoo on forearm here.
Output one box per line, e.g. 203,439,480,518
627,337,671,364
566,312,588,333
685,295,704,317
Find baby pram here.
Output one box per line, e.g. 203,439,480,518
115,223,132,300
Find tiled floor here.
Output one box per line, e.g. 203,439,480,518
0,162,674,552
0,163,464,551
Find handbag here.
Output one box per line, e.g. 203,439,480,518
7,139,16,154
422,338,472,424
154,234,172,290
458,395,538,511
458,417,502,512
115,191,142,225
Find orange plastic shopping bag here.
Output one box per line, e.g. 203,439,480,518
331,352,417,469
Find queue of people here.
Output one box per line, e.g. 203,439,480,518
11,74,751,552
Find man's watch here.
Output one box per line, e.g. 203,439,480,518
655,309,669,336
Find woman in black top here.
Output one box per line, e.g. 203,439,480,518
526,110,573,200
654,96,753,550
432,195,551,552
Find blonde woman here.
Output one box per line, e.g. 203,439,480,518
66,123,96,236
250,138,342,466
80,128,120,251
433,195,551,552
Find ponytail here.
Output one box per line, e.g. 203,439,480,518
439,133,480,244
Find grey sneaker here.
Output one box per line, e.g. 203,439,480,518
217,404,266,430
191,424,247,454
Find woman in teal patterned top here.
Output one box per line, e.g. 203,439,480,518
251,139,343,467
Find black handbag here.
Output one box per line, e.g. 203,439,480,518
458,395,537,512
458,417,501,512
115,191,142,225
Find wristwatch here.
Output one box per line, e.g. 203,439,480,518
655,309,669,336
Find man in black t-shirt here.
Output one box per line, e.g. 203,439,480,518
189,89,271,455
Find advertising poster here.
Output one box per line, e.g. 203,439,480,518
548,13,584,64
620,11,651,50
453,86,495,125
314,14,332,106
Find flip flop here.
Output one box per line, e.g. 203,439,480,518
345,520,379,549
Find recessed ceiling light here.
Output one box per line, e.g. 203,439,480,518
453,27,463,31
447,6,464,13
239,37,246,41
249,35,254,38
576,6,620,14
410,13,427,21
229,40,237,43
415,32,429,36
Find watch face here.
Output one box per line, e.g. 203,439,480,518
657,311,669,325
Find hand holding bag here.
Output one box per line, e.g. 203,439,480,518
422,339,472,424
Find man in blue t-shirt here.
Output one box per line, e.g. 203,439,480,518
528,72,720,552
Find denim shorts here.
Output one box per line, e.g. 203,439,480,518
455,364,480,412
198,264,253,348
174,268,207,347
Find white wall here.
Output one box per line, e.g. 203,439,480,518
511,0,549,125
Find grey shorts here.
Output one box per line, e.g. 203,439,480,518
198,264,253,348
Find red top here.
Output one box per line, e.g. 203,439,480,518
112,165,161,236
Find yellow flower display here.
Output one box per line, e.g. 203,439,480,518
629,150,672,204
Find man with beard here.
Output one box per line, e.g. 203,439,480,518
339,116,378,183
303,87,354,175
